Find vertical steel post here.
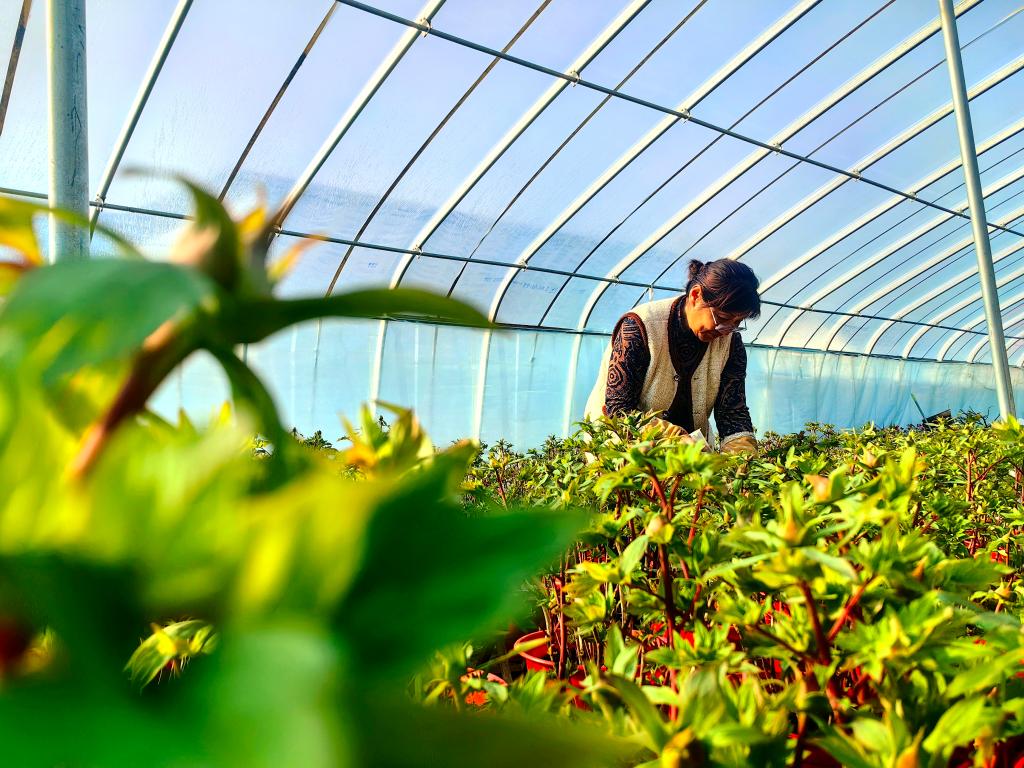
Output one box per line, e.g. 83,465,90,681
938,0,1015,418
46,0,89,262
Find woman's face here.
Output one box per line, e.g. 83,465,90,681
684,285,747,343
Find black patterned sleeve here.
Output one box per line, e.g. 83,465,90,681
604,314,650,416
713,333,755,440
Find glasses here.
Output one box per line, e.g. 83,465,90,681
707,305,747,333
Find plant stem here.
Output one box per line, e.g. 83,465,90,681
799,580,830,664
658,545,677,640
792,712,808,768
657,542,680,721
493,467,508,507
648,471,671,514
751,625,810,662
827,577,874,642
669,476,681,509
687,486,707,548
556,558,567,680
70,323,195,477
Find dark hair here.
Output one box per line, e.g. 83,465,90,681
685,259,761,319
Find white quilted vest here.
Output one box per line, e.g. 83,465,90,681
585,297,733,441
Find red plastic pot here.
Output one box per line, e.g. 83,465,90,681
513,631,594,710
512,630,587,689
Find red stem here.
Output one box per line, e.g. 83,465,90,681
752,625,810,662
827,577,873,642
70,326,192,477
686,486,707,548
658,542,679,721
799,581,830,664
556,558,567,680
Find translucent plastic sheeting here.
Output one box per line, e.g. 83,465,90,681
0,0,180,196
0,2,22,98
5,0,1024,395
148,321,1024,450
223,1,427,213
103,0,334,215
150,350,231,425
283,0,630,244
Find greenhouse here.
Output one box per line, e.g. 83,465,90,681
5,0,1024,766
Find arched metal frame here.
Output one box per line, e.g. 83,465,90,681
274,0,449,229
0,0,33,138
758,53,1024,345
939,291,1024,360
581,17,1023,331
769,152,1024,347
384,0,653,290
12,0,1024,381
90,0,194,224
442,0,710,302
482,0,824,322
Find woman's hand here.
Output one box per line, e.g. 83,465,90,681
649,417,695,443
721,434,757,455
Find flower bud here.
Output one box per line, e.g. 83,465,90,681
804,474,829,502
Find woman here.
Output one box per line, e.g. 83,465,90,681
585,259,760,454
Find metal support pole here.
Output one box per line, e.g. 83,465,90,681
46,0,89,262
938,0,1015,419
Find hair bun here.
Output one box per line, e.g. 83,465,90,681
687,260,705,282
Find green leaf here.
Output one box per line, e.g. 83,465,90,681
187,624,349,768
947,648,1024,698
175,177,245,292
603,625,639,678
226,288,490,346
812,732,875,768
0,259,215,384
605,675,670,753
337,449,583,683
922,697,1003,755
0,681,197,768
125,619,218,687
0,554,145,686
619,534,649,580
355,696,630,768
802,548,858,581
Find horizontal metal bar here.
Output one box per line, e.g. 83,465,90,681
364,313,1019,370
7,182,1024,351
